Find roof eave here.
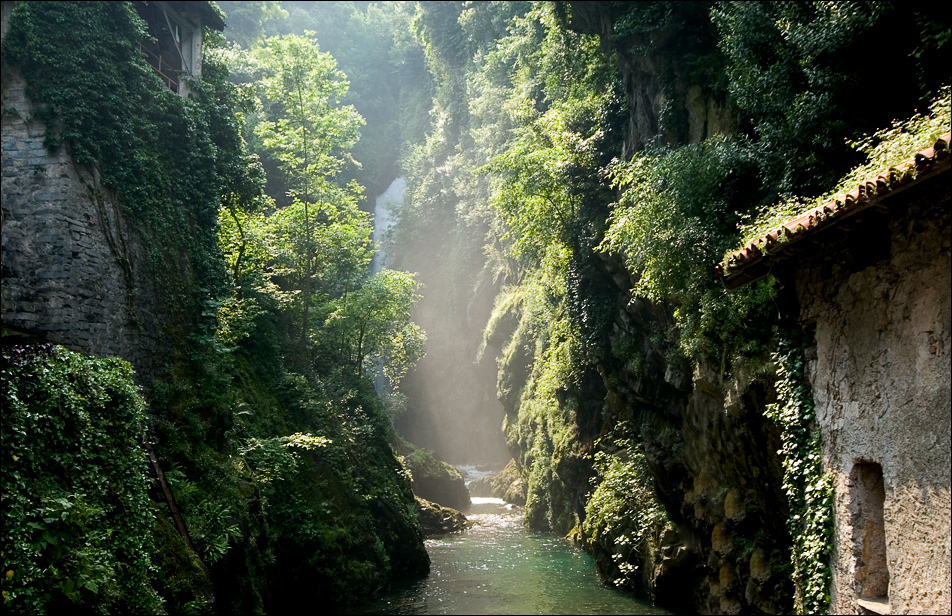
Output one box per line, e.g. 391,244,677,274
718,132,951,290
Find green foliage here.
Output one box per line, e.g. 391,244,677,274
215,31,426,390
399,0,619,524
198,22,430,612
321,270,426,386
473,0,621,365
608,1,725,142
766,330,834,614
600,136,776,360
239,433,331,482
262,193,373,305
735,86,951,251
582,438,670,588
476,2,615,253
509,310,586,534
235,33,370,343
254,373,428,606
714,1,950,194
148,337,429,610
1,345,161,615
252,33,363,199
220,1,432,197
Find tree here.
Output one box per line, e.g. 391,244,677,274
321,269,426,385
250,34,368,341
215,31,427,387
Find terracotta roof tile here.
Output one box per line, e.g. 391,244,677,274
717,132,951,289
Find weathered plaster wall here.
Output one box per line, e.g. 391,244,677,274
1,69,165,378
793,176,951,615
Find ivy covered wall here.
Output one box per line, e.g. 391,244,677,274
0,345,161,614
1,3,430,614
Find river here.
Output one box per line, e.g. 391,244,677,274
346,496,668,615
364,179,666,613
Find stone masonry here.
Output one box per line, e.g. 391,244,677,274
2,68,165,378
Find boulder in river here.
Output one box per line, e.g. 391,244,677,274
417,497,470,536
395,438,471,509
491,459,527,506
467,473,495,497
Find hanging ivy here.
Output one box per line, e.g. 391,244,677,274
767,327,834,614
0,1,251,340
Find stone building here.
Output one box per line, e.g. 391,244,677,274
1,1,223,377
720,134,951,614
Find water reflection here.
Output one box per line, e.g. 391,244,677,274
346,498,668,615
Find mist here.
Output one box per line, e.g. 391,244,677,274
372,178,510,466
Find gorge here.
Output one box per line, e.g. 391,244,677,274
2,2,949,615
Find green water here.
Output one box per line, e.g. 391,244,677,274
348,498,668,615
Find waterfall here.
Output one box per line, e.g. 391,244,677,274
370,177,405,274
371,177,405,397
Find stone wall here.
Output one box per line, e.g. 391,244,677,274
792,174,951,614
1,68,165,379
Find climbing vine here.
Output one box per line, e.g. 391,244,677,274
0,344,161,615
1,1,250,340
582,437,670,590
767,328,834,614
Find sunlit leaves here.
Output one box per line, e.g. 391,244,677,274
265,196,372,295
583,438,670,589
239,433,331,483
252,33,364,200
480,46,609,263
600,136,770,358
321,269,426,386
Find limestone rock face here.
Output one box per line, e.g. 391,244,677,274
596,302,792,614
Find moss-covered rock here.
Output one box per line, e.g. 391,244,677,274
395,438,470,509
416,497,470,536
491,459,527,506
150,506,214,615
467,474,495,497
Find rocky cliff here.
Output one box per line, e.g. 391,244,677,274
512,4,795,612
